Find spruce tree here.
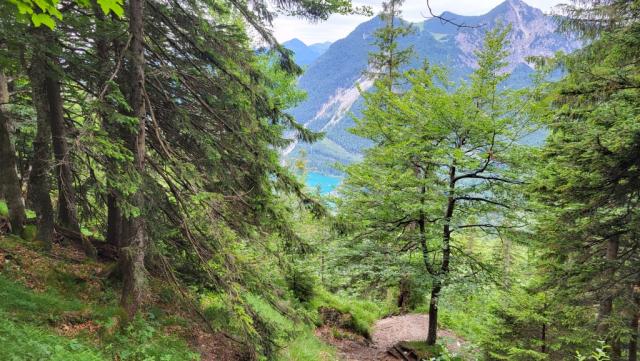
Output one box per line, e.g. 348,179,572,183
533,1,640,358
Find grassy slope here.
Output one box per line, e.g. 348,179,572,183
1,200,393,361
0,232,350,361
0,235,201,361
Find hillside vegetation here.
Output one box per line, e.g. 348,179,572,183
0,0,639,360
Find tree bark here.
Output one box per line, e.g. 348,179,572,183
0,71,26,235
120,0,148,318
597,236,619,358
45,67,78,231
426,281,441,345
630,284,640,361
92,0,124,249
426,164,456,346
39,33,96,258
27,52,55,247
541,323,547,354
630,315,639,361
612,341,621,361
106,192,123,248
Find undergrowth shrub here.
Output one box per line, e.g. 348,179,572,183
287,266,316,303
104,314,200,361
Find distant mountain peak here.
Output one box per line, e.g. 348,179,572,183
282,38,332,67
283,38,307,47
285,0,580,174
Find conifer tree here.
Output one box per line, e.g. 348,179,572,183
366,0,414,90
533,1,640,359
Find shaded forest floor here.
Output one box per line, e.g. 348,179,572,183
0,234,244,360
318,314,469,360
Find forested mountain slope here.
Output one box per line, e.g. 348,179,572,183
284,0,580,174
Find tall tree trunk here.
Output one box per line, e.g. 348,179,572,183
630,316,639,361
27,53,55,247
541,323,547,354
93,1,124,249
106,192,123,248
45,68,77,230
612,341,621,361
630,283,640,361
397,276,411,312
598,236,620,356
0,71,26,235
120,0,147,318
41,39,96,258
426,281,442,345
426,164,456,346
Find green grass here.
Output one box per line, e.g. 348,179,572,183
241,293,338,361
246,293,296,333
0,200,35,219
0,316,105,361
279,328,336,361
309,288,388,338
0,275,86,323
0,272,198,361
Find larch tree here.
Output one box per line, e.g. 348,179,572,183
340,27,538,345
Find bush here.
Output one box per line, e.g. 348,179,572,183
287,267,316,303
105,315,200,361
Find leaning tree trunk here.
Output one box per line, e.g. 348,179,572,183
120,0,148,318
27,53,55,247
0,71,26,235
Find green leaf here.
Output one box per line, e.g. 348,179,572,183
31,13,55,29
97,0,124,17
13,0,35,15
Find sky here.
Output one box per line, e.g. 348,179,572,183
271,0,565,44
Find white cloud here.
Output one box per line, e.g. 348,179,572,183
272,0,566,44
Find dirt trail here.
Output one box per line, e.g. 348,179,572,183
319,314,465,361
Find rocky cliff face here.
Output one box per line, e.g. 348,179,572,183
452,0,579,69
284,0,580,175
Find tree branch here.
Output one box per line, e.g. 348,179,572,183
423,0,483,29
455,196,510,208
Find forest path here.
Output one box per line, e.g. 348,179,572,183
319,314,465,361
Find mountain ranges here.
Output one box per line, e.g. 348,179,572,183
283,0,580,175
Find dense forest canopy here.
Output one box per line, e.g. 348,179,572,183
0,0,639,360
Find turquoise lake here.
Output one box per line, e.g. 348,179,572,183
305,172,342,194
